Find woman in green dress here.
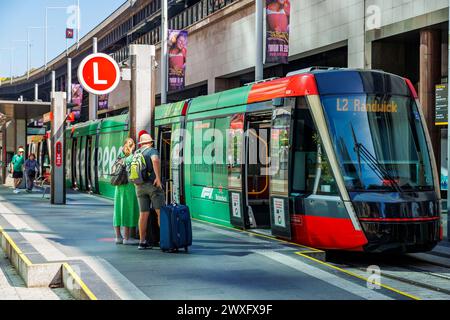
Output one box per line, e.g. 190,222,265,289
114,138,140,245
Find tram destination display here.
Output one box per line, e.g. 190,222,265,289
435,84,448,125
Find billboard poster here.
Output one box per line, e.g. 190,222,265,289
98,94,109,111
71,83,83,108
168,29,188,91
265,0,291,64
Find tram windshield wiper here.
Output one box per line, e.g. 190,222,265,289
350,124,404,194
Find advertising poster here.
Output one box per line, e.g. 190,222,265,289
71,83,83,108
98,94,109,111
265,0,291,64
168,29,188,91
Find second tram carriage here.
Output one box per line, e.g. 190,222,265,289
65,68,442,253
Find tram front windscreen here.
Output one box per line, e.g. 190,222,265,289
321,94,434,192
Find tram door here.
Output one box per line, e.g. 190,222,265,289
80,136,87,191
269,99,295,239
246,112,272,230
72,138,78,189
89,135,99,194
228,114,247,228
158,126,172,202
85,136,93,192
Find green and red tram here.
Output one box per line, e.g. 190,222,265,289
65,68,442,253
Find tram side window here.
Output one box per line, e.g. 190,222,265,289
292,98,338,196
212,117,230,189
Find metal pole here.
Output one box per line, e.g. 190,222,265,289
88,37,98,121
77,0,80,49
10,48,13,85
34,84,39,101
161,0,168,104
255,0,264,81
51,71,56,98
27,30,30,80
93,37,97,53
45,9,48,69
67,58,72,103
447,0,450,241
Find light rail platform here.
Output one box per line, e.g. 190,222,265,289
0,185,427,300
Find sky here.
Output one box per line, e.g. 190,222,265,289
0,0,125,78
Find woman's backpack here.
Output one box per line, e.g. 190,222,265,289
128,150,149,185
110,156,129,186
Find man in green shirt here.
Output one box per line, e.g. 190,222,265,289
10,147,25,194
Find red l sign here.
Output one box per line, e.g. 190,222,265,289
77,53,120,95
55,141,63,168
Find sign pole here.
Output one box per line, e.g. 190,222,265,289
255,0,264,81
161,0,168,104
447,1,450,241
89,38,98,120
51,92,66,205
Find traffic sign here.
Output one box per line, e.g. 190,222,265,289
55,141,63,167
77,53,120,95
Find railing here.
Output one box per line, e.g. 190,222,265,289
111,0,238,64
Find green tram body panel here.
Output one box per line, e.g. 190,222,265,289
182,87,251,227
64,86,255,228
97,115,128,199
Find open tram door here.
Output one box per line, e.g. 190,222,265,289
268,98,295,239
227,104,273,230
155,101,188,204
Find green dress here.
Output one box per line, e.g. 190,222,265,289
113,152,140,228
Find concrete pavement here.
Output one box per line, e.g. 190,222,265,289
0,253,73,300
0,185,428,300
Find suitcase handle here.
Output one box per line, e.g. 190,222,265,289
164,179,174,205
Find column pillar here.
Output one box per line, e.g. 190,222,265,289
130,44,156,141
419,29,441,164
15,119,26,152
51,92,67,205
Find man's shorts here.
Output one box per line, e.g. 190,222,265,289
12,171,23,179
135,183,165,211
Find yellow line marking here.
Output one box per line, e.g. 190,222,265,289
0,228,33,266
63,263,98,301
295,252,421,301
191,217,324,253
0,224,97,300
192,218,420,300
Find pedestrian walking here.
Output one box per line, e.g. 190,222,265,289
24,153,39,193
113,138,140,245
10,147,25,194
129,134,165,250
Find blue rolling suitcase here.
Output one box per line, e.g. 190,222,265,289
160,204,192,253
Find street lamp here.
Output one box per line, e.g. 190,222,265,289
27,27,46,80
45,1,81,67
45,6,68,69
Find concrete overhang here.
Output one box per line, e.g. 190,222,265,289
0,100,51,122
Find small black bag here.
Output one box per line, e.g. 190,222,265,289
146,208,160,247
110,157,128,186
